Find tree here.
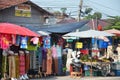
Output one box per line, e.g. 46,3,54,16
60,7,67,13
92,12,102,19
84,8,93,14
83,8,102,20
104,16,120,30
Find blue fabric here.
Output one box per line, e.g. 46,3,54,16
57,46,63,75
98,40,108,48
20,36,28,49
43,36,51,48
108,37,112,44
16,35,21,46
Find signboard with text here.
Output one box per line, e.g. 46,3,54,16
15,4,31,17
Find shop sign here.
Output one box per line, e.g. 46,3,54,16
76,42,83,48
15,4,31,17
66,39,73,42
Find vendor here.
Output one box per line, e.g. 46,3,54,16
107,43,113,59
116,44,120,62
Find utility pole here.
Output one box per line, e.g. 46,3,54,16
78,0,83,21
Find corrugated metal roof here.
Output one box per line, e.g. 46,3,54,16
0,0,28,10
0,0,53,15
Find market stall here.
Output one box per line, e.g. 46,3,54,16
0,23,40,80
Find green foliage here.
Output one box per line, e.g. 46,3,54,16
60,7,67,13
85,8,93,14
81,54,89,62
83,7,102,19
92,12,102,19
103,16,120,30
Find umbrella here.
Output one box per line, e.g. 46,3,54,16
0,23,39,36
63,30,114,38
104,29,120,36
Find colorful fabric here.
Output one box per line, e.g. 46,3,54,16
2,54,8,77
0,34,11,49
16,35,21,46
25,53,30,73
42,48,47,72
12,34,16,44
51,45,57,58
46,49,52,75
8,55,16,78
30,37,39,44
43,36,51,48
27,38,38,51
19,54,25,75
56,45,63,75
20,36,28,49
15,55,19,78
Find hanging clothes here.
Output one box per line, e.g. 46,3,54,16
2,50,8,77
27,38,38,51
14,53,19,78
43,36,51,48
30,37,39,45
42,47,47,72
0,34,11,49
8,51,16,78
20,36,28,49
46,48,52,75
38,46,43,67
0,49,3,78
51,45,58,75
25,51,30,73
16,35,21,46
19,51,25,75
56,45,63,75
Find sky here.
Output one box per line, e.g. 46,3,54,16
31,0,120,19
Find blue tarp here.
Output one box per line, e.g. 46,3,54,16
39,20,89,33
25,20,89,33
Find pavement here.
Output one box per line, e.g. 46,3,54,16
30,76,120,80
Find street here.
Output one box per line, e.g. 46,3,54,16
30,76,120,80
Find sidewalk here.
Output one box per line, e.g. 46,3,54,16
30,76,120,80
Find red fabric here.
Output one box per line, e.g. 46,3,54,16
80,49,89,54
0,23,39,36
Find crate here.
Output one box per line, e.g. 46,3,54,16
85,70,90,76
93,70,97,76
113,70,120,76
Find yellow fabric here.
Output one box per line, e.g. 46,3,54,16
8,55,16,78
15,55,19,78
